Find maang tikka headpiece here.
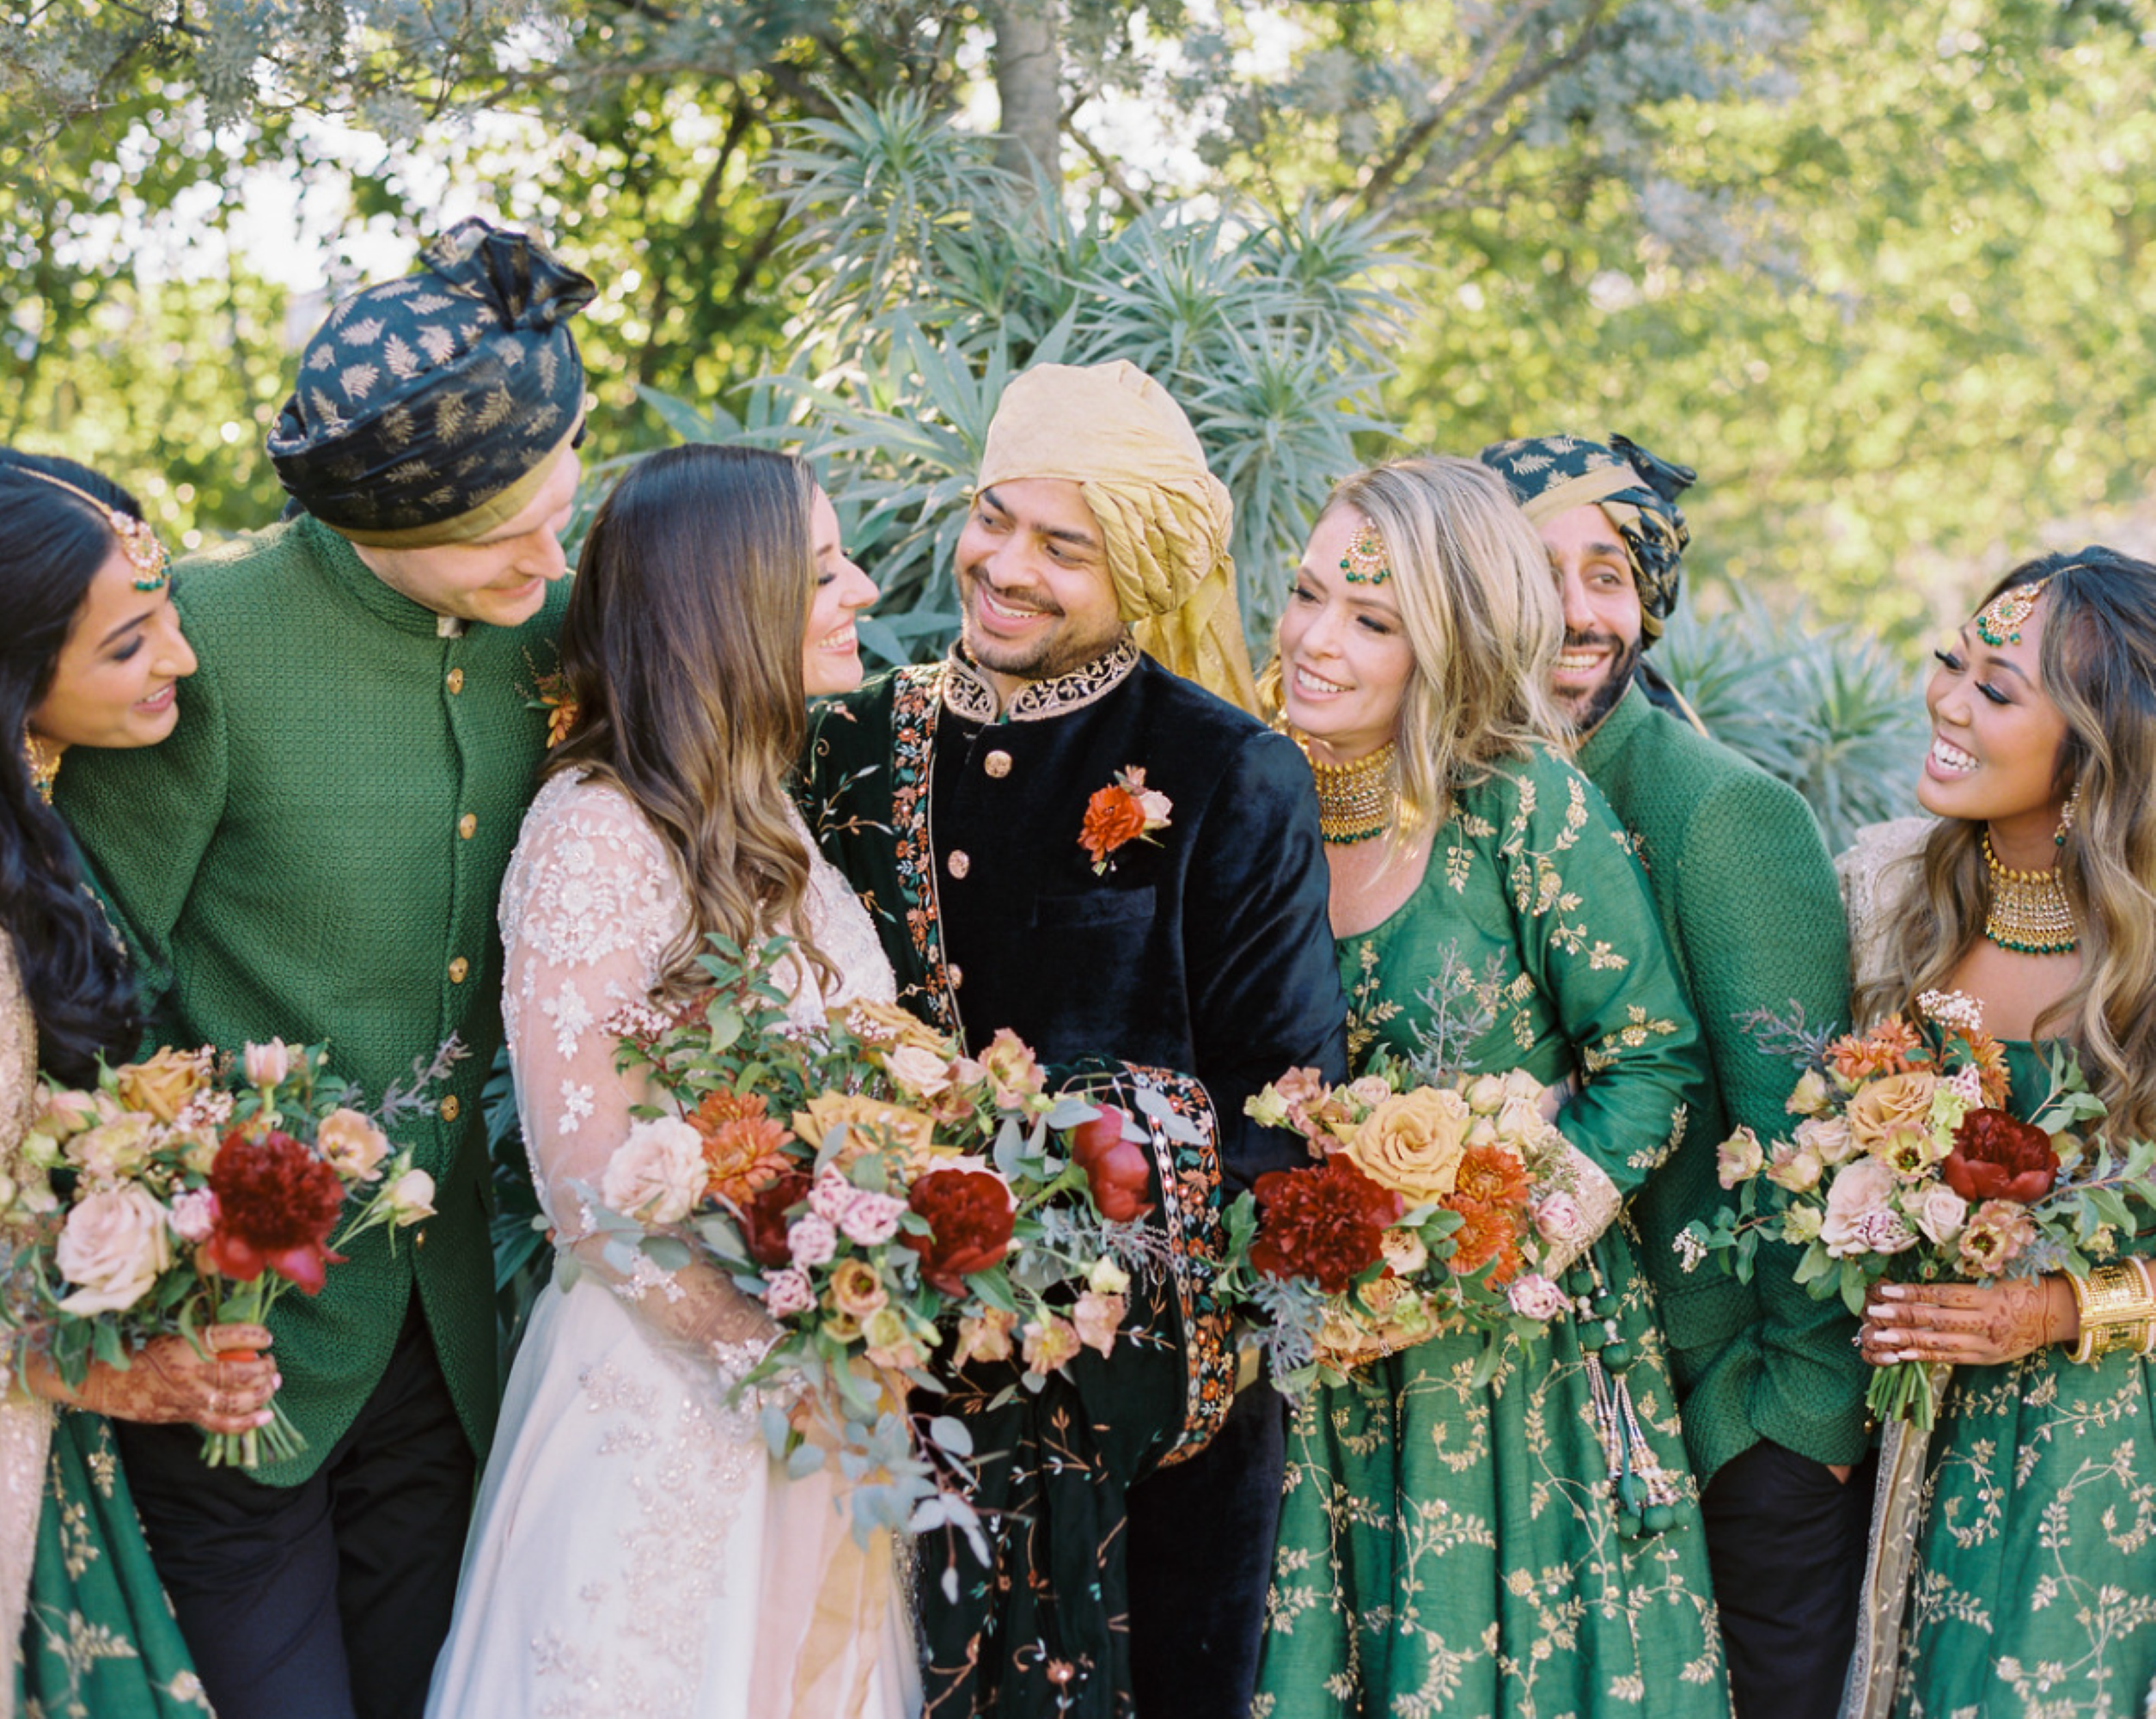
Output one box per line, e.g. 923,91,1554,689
1976,582,2041,649
1340,517,1390,586
16,468,169,593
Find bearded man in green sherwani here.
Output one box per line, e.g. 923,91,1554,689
1481,433,1872,1719
58,219,593,1719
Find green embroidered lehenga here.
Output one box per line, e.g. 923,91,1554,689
1253,749,1731,1719
3,935,209,1719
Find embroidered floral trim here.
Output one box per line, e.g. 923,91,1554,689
940,636,1139,725
1079,765,1172,875
1108,1064,1234,1466
887,667,963,1036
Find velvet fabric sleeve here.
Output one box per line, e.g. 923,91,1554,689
1180,725,1347,1189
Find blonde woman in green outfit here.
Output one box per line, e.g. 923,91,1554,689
1250,455,1728,1716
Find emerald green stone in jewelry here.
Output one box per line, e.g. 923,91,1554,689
1975,582,2041,649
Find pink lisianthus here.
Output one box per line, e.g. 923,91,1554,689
167,1187,220,1245
839,1190,906,1247
1506,1272,1569,1322
1716,1127,1765,1190
786,1214,838,1269
1958,1199,2037,1275
763,1267,815,1318
952,1306,1017,1367
1820,1157,1901,1257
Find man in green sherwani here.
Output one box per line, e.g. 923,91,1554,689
1481,433,1872,1719
58,219,593,1719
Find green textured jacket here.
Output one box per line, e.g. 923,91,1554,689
57,514,567,1485
1583,682,1871,1483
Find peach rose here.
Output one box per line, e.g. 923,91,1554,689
883,1044,954,1100
113,1047,208,1124
1847,1071,1939,1161
790,1093,937,1169
1342,1088,1473,1200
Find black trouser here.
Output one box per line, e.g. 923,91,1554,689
115,1300,476,1719
1125,1382,1287,1718
1702,1437,1878,1719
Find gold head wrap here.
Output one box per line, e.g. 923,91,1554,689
975,360,1258,712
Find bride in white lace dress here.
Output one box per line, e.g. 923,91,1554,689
425,446,917,1719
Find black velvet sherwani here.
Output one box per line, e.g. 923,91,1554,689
803,639,1348,1717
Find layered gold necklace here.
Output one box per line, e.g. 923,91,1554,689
1982,833,2078,955
1309,741,1397,846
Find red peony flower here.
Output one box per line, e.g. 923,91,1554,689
740,1171,813,1269
204,1129,350,1294
1066,1105,1157,1225
1249,1158,1404,1294
904,1168,1017,1295
1942,1108,2059,1204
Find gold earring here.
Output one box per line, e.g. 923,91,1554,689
23,729,58,805
2056,780,2081,848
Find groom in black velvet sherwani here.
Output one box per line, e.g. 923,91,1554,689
803,358,1347,1717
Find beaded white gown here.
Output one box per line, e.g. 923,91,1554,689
424,774,918,1719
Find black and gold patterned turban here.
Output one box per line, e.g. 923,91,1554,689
1477,433,1696,640
268,218,596,548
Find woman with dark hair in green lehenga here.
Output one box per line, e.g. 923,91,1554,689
1,449,278,1717
1843,548,2156,1717
1249,454,1730,1716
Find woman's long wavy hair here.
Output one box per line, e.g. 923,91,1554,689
1854,548,2156,1141
545,444,834,1000
1273,455,1567,843
0,450,144,1082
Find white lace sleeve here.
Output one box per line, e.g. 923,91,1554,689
499,774,778,1361
1835,815,1934,1009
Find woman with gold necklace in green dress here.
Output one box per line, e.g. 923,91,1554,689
1250,455,1730,1716
1844,548,2156,1718
1,450,278,1717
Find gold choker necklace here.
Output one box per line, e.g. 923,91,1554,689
1983,833,2077,955
1309,741,1397,845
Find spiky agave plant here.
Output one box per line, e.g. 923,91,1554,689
638,90,1411,664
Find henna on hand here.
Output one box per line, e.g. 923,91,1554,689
26,1324,278,1435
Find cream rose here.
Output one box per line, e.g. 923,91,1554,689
1793,1115,1855,1166
1343,1088,1473,1200
1463,1074,1508,1116
1913,1184,1970,1246
883,1043,954,1100
55,1186,173,1316
601,1117,705,1225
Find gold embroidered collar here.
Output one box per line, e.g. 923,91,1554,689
941,635,1140,724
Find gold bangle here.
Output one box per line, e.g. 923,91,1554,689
2068,1259,2156,1363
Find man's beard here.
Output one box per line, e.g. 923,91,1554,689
1560,629,1642,736
959,568,1124,683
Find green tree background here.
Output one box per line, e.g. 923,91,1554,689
5,0,2153,785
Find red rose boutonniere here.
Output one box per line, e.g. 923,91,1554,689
1079,766,1172,875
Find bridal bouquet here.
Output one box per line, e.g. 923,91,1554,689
587,934,1162,1547
2,1038,444,1465
1229,1056,1586,1394
1683,990,2156,1427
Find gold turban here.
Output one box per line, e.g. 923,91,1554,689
975,360,1258,712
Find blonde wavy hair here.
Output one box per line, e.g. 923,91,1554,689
1267,455,1567,843
545,444,835,1000
1854,548,2156,1141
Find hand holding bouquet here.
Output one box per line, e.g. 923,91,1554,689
581,935,1183,1554
3,1038,447,1465
1230,1059,1589,1393
1685,991,2156,1427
